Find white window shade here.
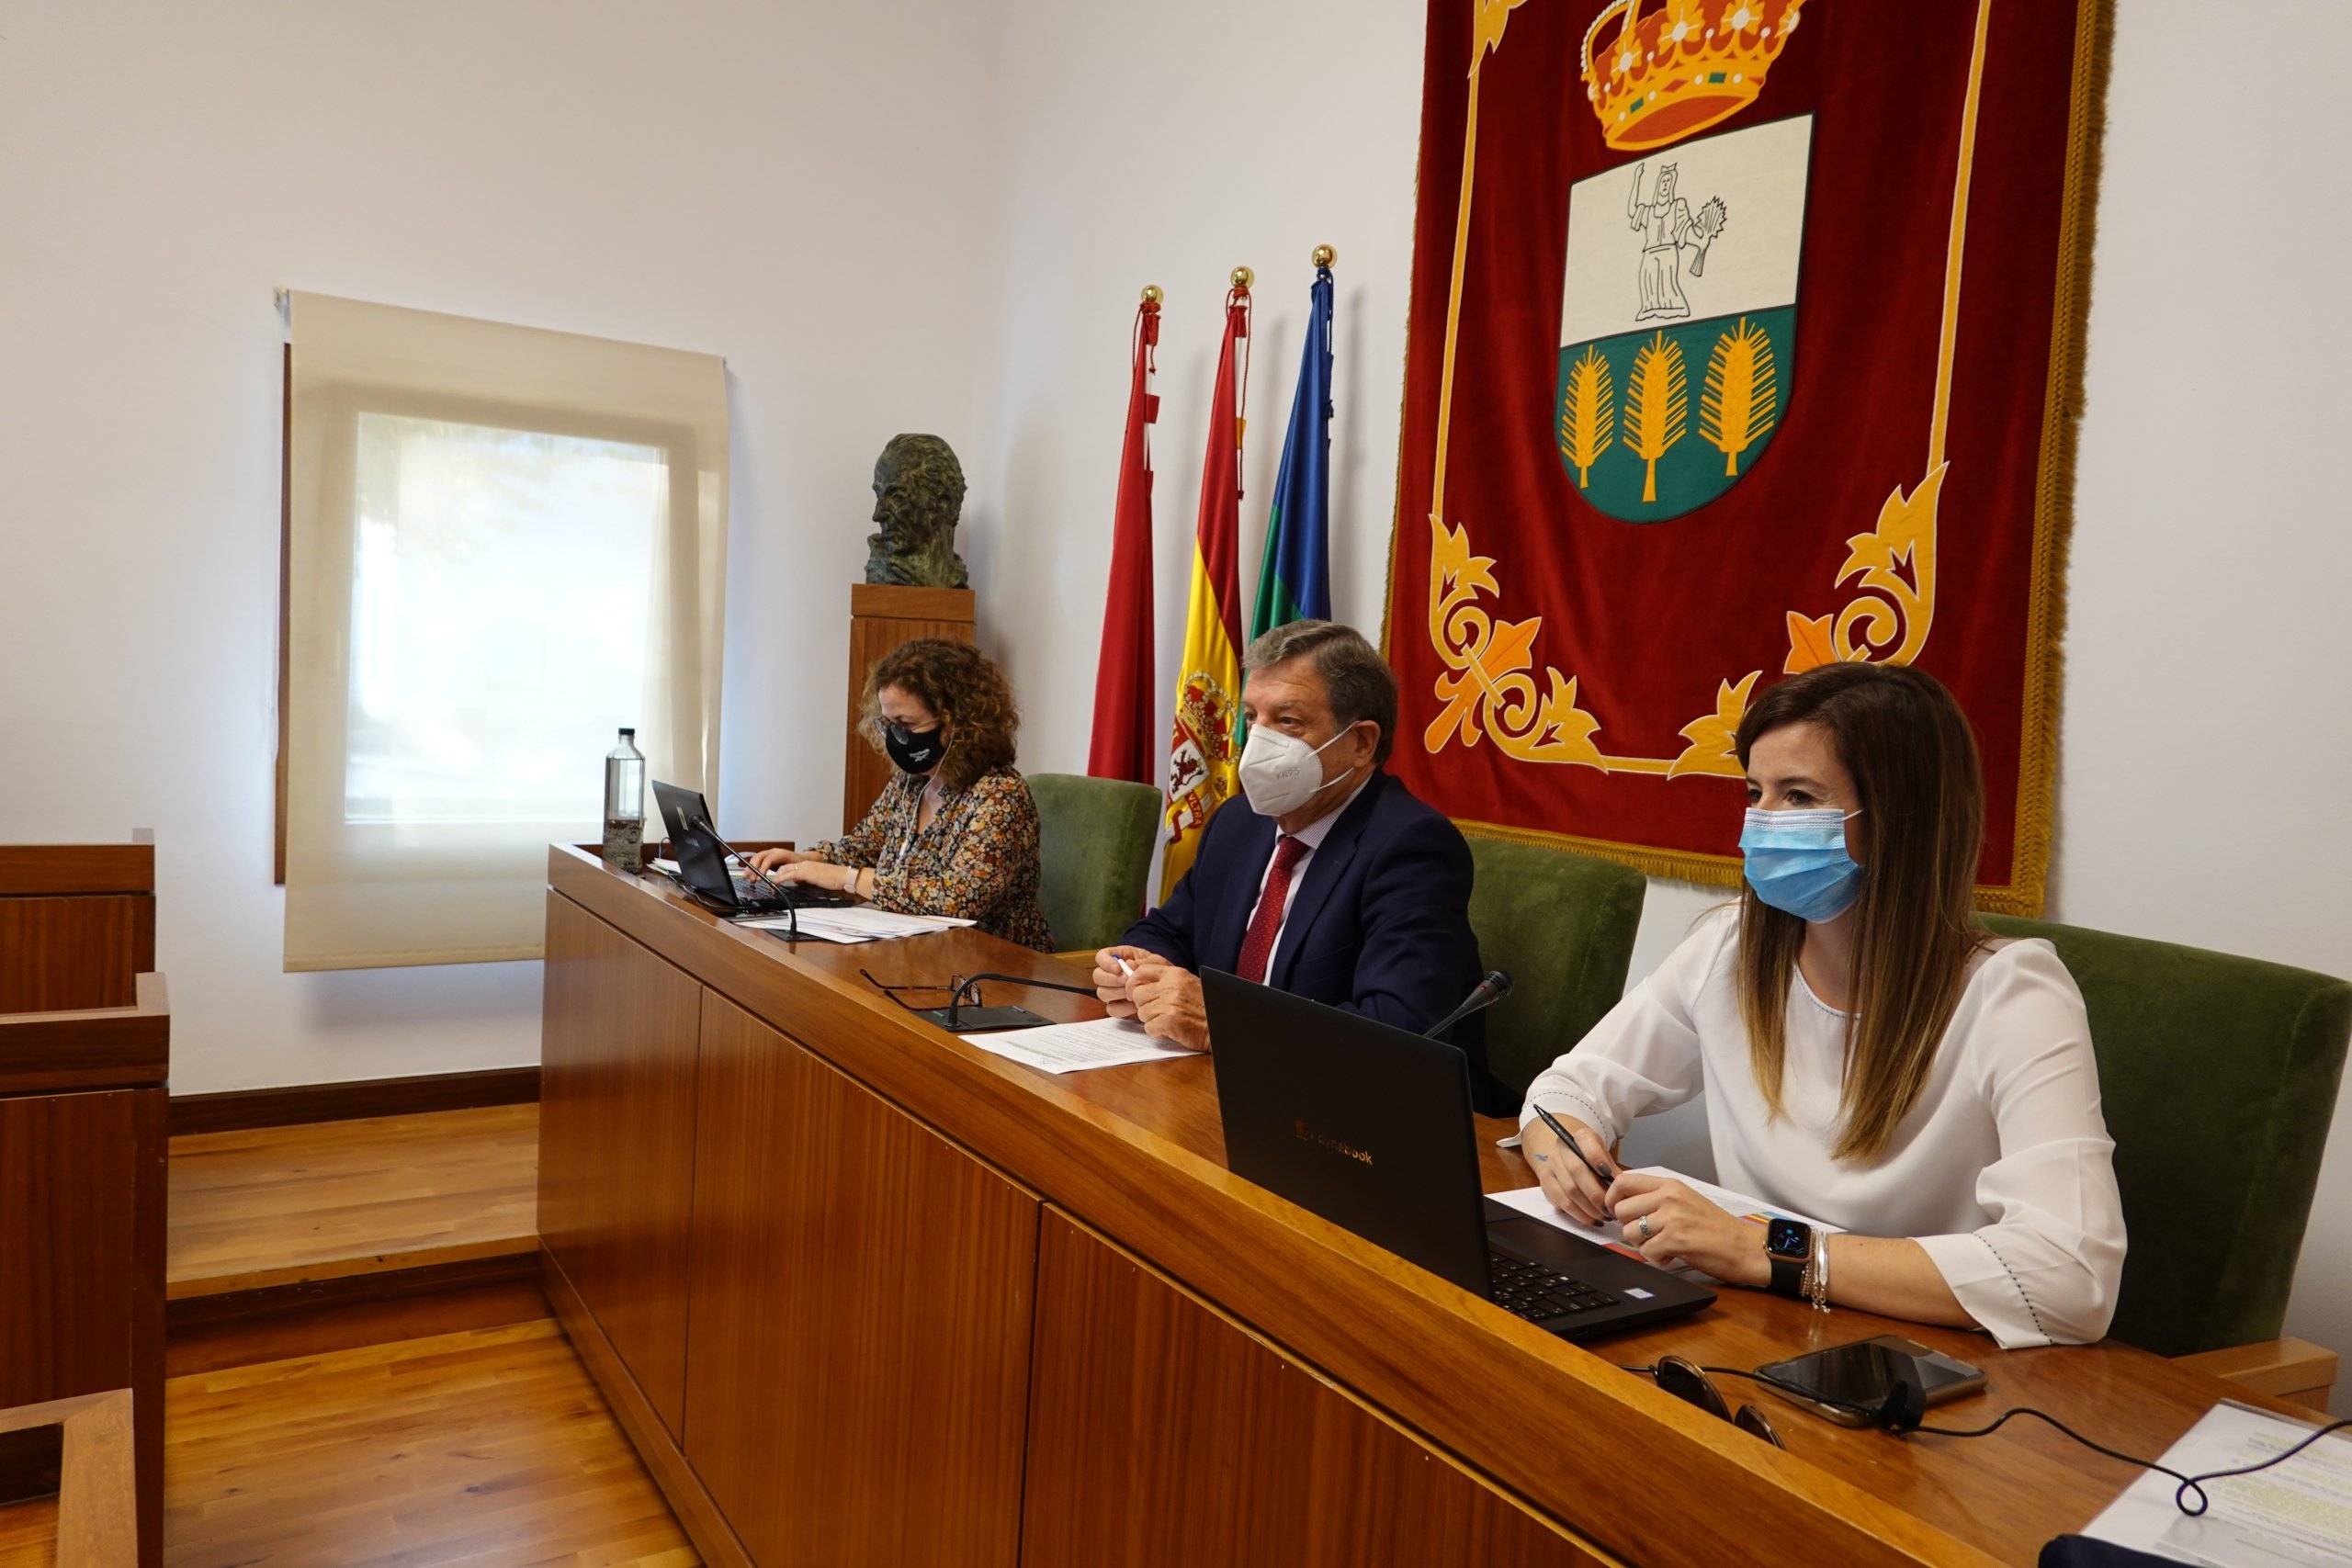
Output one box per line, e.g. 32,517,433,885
284,292,727,970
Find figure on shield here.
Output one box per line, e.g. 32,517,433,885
1626,162,1728,321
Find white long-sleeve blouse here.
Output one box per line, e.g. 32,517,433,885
1519,909,2126,1348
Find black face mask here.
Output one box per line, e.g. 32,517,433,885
884,722,945,776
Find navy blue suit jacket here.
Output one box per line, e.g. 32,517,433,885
1122,771,1498,1104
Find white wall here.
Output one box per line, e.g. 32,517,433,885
969,0,2352,1404
0,0,1006,1092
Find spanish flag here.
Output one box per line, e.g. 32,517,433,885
1159,277,1252,899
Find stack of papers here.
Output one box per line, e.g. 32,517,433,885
2084,1400,2352,1564
737,907,977,943
1489,1167,1840,1276
959,1017,1194,1075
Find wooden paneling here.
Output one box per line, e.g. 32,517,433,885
0,847,152,899
842,581,975,831
1023,1209,1599,1568
539,894,702,1443
167,1104,538,1299
168,1065,539,1134
0,899,148,1013
0,1093,142,1411
684,990,1037,1568
0,1001,169,1097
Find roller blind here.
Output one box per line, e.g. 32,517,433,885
283,292,728,970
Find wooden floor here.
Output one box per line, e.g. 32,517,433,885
168,1106,539,1298
164,1321,697,1566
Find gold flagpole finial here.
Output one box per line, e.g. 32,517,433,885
1141,284,1163,305
1230,265,1255,290
1311,244,1336,268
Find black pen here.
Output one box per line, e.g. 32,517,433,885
1532,1104,1617,1189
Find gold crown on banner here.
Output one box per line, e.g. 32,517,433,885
1580,0,1806,152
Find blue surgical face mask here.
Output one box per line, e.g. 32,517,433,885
1739,807,1865,923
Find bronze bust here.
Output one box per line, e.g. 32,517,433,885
863,434,970,589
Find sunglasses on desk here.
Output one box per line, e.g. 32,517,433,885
1649,1354,1784,1448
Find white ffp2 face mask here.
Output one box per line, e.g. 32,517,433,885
1238,723,1355,818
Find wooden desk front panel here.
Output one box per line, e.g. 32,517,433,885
0,897,152,1013
0,1089,143,1407
684,989,1037,1568
1022,1209,1604,1568
538,894,700,1442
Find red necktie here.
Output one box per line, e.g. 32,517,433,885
1236,837,1309,986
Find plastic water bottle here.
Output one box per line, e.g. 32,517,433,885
603,728,646,873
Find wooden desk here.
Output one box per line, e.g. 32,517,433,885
540,844,2295,1567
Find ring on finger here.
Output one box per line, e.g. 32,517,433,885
1637,1213,1654,1241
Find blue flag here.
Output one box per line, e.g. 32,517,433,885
1250,264,1334,638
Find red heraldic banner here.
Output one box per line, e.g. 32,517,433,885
1382,0,2107,912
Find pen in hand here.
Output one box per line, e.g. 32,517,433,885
1531,1103,1617,1189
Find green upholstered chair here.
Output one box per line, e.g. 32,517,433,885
1982,913,2352,1359
1028,773,1160,957
1464,835,1648,1109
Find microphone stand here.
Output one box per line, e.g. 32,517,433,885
691,815,800,942
1424,970,1513,1041
943,971,1099,1031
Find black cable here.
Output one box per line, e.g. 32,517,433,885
1616,1362,2352,1517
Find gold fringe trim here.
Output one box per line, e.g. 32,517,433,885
1996,0,2112,918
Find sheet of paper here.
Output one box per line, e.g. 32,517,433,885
959,1017,1194,1075
2081,1400,2352,1565
1488,1166,1842,1273
736,906,977,943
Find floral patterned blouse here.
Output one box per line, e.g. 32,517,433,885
808,767,1054,950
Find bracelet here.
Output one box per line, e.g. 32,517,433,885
1806,1235,1832,1313
842,865,859,896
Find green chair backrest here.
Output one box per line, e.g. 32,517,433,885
1982,913,2352,1357
1464,834,1648,1108
1028,773,1161,955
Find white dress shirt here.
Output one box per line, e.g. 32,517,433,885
1245,772,1374,977
1519,908,2125,1348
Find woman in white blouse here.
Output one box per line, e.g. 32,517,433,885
1520,663,2124,1348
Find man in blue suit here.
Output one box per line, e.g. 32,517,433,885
1094,621,1496,1103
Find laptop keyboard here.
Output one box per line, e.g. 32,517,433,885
1488,1252,1622,1323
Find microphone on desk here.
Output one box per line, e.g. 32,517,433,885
944,972,1099,1031
690,813,800,942
1423,970,1512,1042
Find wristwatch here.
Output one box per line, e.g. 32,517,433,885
1765,1217,1814,1298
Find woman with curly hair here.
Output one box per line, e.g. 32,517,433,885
747,638,1053,949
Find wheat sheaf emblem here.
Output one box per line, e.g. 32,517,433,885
1558,344,1615,490
1622,331,1689,503
1700,315,1779,477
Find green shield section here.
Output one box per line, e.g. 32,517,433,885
1555,305,1793,524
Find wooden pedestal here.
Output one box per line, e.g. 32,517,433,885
842,583,975,832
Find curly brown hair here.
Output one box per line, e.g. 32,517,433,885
860,638,1019,794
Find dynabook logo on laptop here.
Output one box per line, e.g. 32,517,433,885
1293,1118,1374,1167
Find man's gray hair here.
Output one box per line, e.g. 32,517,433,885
1243,619,1399,765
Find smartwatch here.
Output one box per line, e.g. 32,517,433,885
1765,1218,1814,1298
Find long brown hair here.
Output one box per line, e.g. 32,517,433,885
1733,663,1987,1163
861,638,1019,795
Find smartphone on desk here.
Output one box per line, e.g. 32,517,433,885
1755,1335,1985,1426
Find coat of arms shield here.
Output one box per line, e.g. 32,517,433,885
1556,112,1813,520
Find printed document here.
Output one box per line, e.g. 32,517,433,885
960,1017,1194,1075
2083,1400,2352,1565
737,907,977,943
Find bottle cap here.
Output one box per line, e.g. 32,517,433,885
618,727,636,739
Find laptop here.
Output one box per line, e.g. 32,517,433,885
1204,970,1714,1339
648,780,852,914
